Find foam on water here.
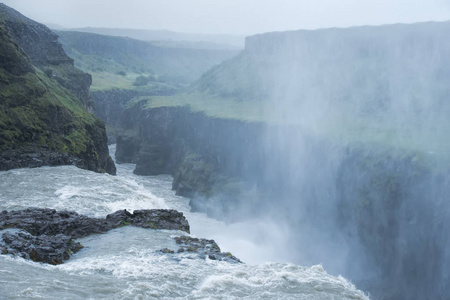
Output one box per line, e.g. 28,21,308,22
0,165,167,217
0,146,369,299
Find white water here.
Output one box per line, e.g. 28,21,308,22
0,146,368,299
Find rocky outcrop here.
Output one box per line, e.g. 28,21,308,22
91,88,177,144
0,4,115,175
0,208,190,264
91,89,140,145
160,236,241,263
1,230,83,265
0,208,189,237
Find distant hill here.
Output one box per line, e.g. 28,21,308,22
63,27,245,50
55,30,240,91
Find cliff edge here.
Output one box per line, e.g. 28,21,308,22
0,4,115,174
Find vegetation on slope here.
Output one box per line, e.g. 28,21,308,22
56,30,239,91
0,23,97,155
0,3,115,174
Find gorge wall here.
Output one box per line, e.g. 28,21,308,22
0,4,115,174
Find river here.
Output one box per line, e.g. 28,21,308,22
0,145,368,299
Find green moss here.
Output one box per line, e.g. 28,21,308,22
211,243,220,252
120,220,131,226
0,43,98,158
146,222,157,229
160,248,175,254
64,130,87,154
136,92,265,122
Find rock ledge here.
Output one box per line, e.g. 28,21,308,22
0,208,189,264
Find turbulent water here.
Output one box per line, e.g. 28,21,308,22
0,146,368,299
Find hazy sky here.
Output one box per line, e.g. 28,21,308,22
2,0,450,35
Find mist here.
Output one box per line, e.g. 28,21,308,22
3,1,450,299
2,0,450,35
212,22,450,299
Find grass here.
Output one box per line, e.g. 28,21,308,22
130,92,266,122
89,71,140,91
126,88,450,170
0,59,98,155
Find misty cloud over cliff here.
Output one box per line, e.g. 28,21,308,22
2,0,450,35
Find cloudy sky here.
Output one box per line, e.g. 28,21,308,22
2,0,450,35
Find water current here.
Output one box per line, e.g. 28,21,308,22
0,145,368,299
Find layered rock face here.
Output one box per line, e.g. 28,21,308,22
91,88,177,144
0,4,115,174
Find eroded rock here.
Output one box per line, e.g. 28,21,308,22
0,208,189,264
1,230,83,265
159,236,241,263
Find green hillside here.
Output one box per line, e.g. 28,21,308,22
0,4,115,174
56,31,239,91
0,23,96,156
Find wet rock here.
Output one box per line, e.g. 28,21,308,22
159,248,175,254
0,208,190,264
160,236,241,263
128,209,190,232
0,208,189,237
1,230,83,265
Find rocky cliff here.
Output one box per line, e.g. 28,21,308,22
0,4,115,174
0,5,93,109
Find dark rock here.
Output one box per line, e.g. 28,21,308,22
126,209,190,232
159,236,241,263
1,230,83,265
159,248,175,254
0,208,189,238
0,208,190,264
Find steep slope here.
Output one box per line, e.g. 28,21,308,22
56,30,239,90
0,5,92,109
55,30,240,143
0,4,115,174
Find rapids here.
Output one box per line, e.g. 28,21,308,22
0,146,368,299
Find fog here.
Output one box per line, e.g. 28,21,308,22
3,1,450,299
2,0,450,34
235,23,450,299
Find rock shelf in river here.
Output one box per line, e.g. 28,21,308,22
160,236,241,263
0,208,190,264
